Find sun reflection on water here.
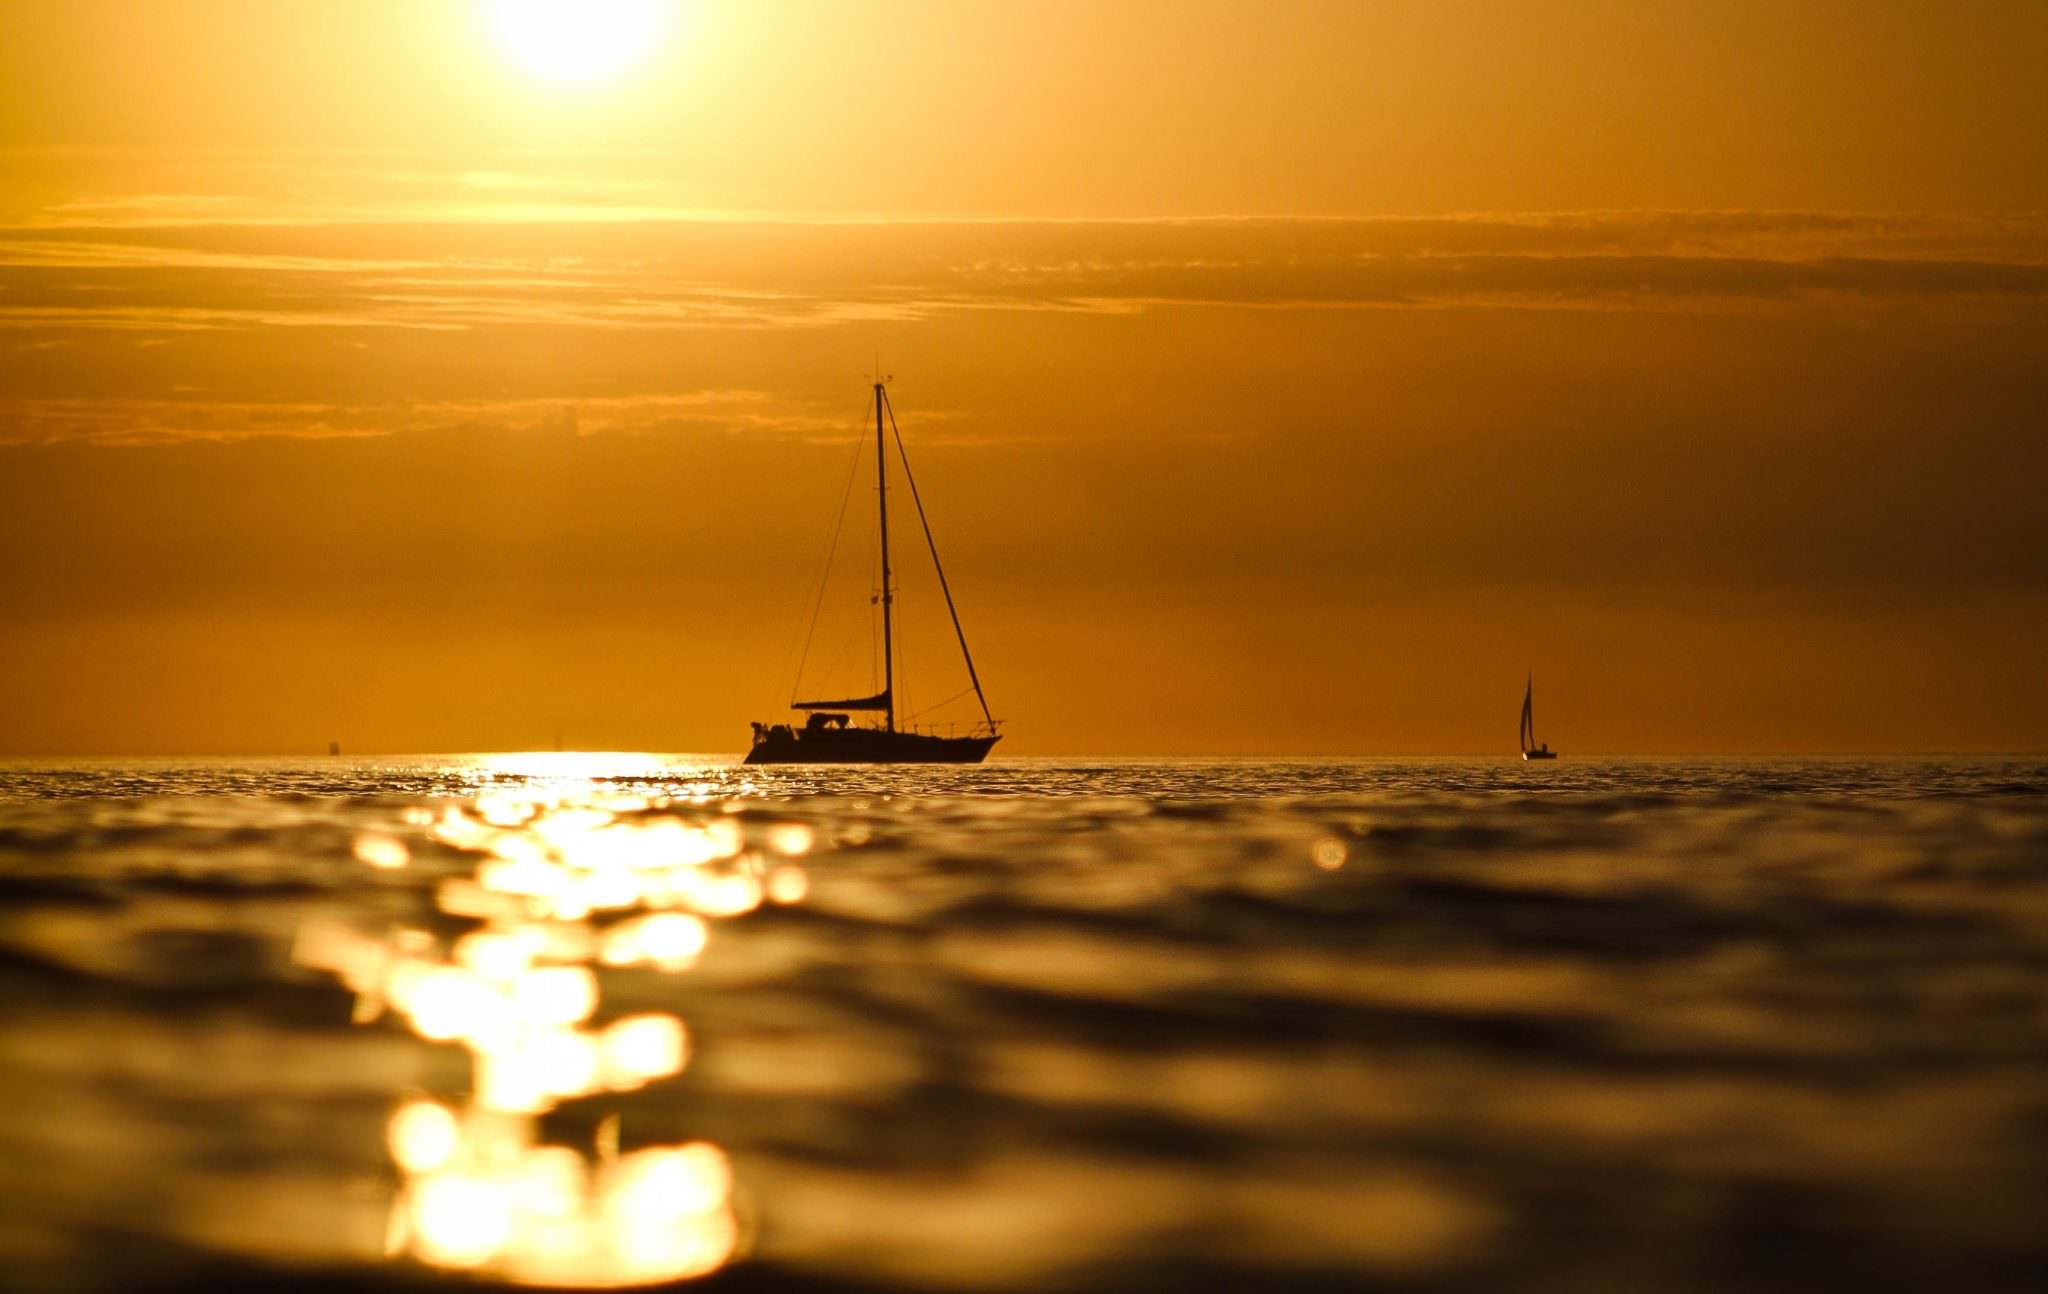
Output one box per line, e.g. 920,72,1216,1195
295,769,810,1286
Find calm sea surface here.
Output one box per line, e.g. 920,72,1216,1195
2,755,2045,1292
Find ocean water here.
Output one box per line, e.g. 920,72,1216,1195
1,755,2045,1293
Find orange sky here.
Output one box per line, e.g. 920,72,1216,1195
2,1,2045,754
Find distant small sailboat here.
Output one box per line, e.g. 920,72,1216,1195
1520,673,1557,760
744,379,1001,765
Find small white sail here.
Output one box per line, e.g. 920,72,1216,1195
1519,676,1535,752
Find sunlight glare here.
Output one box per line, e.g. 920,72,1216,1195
295,780,790,1284
483,0,670,87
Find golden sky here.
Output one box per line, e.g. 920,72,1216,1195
2,1,2045,754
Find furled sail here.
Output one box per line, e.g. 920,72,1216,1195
1519,678,1535,751
793,690,892,712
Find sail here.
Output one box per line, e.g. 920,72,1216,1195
793,690,891,712
1519,678,1535,751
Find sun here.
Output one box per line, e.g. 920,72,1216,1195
483,0,669,88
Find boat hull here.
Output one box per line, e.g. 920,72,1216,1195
1522,750,1558,761
744,727,999,765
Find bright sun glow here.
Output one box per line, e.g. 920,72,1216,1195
484,0,669,87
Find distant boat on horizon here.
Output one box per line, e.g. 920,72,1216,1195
743,380,1001,765
1520,672,1558,760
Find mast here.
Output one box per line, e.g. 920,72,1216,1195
875,381,895,733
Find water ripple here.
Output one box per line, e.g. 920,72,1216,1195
0,757,2044,1291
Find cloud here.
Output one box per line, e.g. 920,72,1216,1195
0,389,851,447
1,210,2044,454
0,211,2042,345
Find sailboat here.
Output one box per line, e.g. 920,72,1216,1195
1520,672,1557,760
743,381,1002,765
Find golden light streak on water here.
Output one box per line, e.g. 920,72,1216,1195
1310,837,1348,870
767,864,810,905
388,1101,461,1175
410,1172,515,1269
766,822,815,856
292,766,815,1285
511,966,598,1027
353,832,411,869
599,1014,688,1088
598,911,709,971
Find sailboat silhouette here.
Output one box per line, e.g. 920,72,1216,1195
1520,672,1558,760
743,380,1002,765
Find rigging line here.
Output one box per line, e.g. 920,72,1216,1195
786,398,872,705
907,684,977,723
883,388,996,729
798,615,868,714
812,617,866,700
869,520,880,694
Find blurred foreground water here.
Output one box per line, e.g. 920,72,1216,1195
1,755,2045,1293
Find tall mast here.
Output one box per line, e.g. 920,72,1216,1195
875,380,895,733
